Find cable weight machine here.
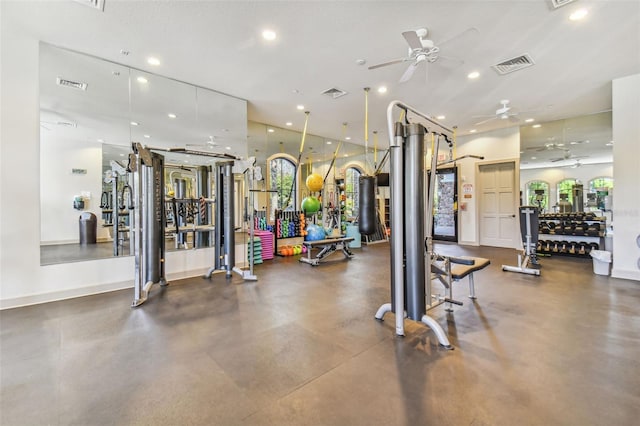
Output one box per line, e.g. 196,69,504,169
130,144,257,307
374,101,484,349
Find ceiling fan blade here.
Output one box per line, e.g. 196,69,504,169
438,27,480,48
402,31,423,50
399,61,419,83
550,157,567,162
474,116,498,126
368,58,408,70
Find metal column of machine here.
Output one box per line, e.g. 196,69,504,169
195,165,211,248
131,143,167,307
205,161,257,281
375,100,453,349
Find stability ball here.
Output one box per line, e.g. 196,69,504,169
305,224,325,241
301,196,321,214
306,173,323,192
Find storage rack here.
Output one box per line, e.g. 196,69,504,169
537,212,606,258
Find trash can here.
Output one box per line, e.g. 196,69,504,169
346,224,361,248
79,212,97,245
590,250,611,275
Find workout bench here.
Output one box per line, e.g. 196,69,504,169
431,256,491,307
300,237,355,266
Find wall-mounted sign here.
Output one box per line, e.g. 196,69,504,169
462,183,473,199
72,168,87,175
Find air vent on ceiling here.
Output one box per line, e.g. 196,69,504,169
550,0,576,9
491,54,535,75
72,0,105,11
321,87,348,99
56,77,88,91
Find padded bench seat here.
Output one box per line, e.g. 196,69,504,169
300,237,354,266
432,256,491,300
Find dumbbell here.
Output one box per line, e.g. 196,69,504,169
569,242,577,254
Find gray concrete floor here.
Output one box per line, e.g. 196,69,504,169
2,242,639,425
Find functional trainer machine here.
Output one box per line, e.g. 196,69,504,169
374,100,486,349
502,206,541,276
130,144,257,307
130,143,168,307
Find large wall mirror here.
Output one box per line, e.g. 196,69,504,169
519,111,613,213
247,121,381,234
39,43,248,265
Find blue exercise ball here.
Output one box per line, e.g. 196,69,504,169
305,224,325,241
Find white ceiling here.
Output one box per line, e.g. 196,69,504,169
8,0,640,166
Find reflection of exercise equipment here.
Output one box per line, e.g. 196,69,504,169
572,184,584,212
374,101,485,349
502,206,541,276
106,160,131,256
534,189,546,211
557,193,572,213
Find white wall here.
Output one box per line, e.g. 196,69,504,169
455,127,521,245
40,138,105,243
612,73,640,281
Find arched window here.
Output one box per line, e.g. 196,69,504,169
268,155,297,211
525,180,550,211
588,177,613,209
557,178,577,208
588,177,614,192
344,166,362,219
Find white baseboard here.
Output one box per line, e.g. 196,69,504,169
0,268,213,310
611,268,640,282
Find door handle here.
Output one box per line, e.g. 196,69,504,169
512,214,516,217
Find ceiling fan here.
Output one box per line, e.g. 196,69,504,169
551,153,589,163
473,100,522,125
368,27,478,83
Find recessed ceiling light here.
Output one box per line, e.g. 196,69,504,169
137,76,148,84
467,71,480,79
285,122,293,126
143,134,150,138
345,136,351,140
378,86,387,94
119,153,125,157
532,124,541,128
469,129,477,133
355,59,366,66
557,143,565,146
606,141,614,146
168,113,177,119
184,160,189,163
296,105,304,110
525,118,535,123
147,57,161,66
436,115,445,120
531,156,537,160
262,29,277,41
326,141,332,145
130,121,139,126
226,146,231,150
343,154,349,157
267,128,275,133
569,8,588,21
97,138,104,143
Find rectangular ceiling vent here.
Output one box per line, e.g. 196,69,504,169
56,77,88,91
72,0,106,11
491,54,535,75
321,87,348,99
550,0,576,9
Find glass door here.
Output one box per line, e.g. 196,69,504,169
432,167,458,242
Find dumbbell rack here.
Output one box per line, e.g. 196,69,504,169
538,212,606,258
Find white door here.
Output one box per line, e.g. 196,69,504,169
479,162,518,248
